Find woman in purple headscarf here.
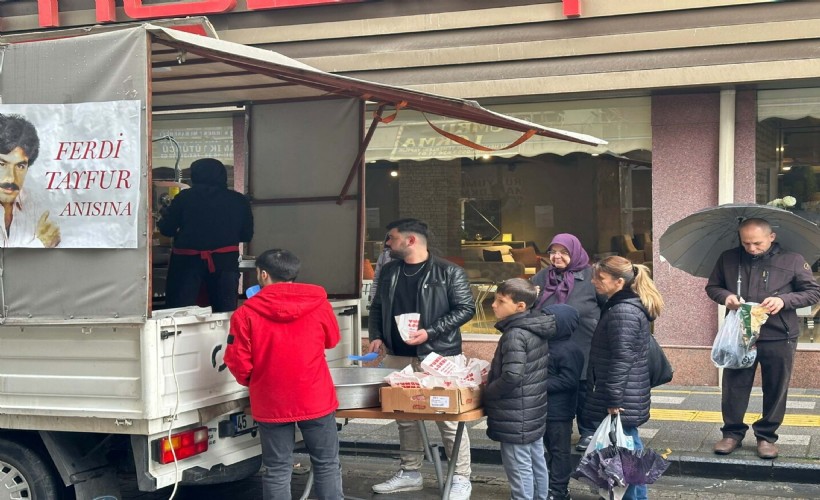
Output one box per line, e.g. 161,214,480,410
531,233,605,455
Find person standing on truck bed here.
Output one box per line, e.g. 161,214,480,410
158,157,253,312
223,248,344,500
368,218,476,499
0,113,61,247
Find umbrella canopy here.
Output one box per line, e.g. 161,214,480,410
572,448,626,491
572,444,670,499
660,203,820,278
616,446,671,485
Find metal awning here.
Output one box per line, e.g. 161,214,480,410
1,19,605,148
143,24,606,148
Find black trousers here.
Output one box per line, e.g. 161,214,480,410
544,419,573,497
721,339,797,443
576,380,596,437
165,254,240,313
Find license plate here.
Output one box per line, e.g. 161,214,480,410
230,411,257,436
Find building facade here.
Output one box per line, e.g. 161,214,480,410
3,0,820,387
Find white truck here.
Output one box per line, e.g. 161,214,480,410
0,19,602,499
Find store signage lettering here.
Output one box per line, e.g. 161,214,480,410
36,0,368,28
33,0,579,28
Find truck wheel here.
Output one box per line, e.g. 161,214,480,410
0,437,62,500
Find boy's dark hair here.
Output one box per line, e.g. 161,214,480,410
496,278,538,308
386,218,429,241
0,113,40,165
256,248,300,282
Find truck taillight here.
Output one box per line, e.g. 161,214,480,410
153,426,209,464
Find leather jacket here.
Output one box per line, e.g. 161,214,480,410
368,255,476,358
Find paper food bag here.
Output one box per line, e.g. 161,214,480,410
421,352,459,377
395,313,420,341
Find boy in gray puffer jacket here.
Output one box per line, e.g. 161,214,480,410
485,278,557,500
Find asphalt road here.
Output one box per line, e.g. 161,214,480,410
121,454,819,499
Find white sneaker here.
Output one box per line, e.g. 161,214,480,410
372,469,423,494
449,475,472,500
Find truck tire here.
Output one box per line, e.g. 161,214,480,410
0,437,63,500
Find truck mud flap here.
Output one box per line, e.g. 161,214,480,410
72,467,120,500
39,431,122,499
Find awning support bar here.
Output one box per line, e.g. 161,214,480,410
338,103,386,205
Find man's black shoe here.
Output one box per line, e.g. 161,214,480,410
575,435,592,452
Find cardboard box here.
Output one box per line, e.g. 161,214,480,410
380,386,482,414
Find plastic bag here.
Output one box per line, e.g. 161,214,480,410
711,309,757,369
583,414,631,500
585,414,634,455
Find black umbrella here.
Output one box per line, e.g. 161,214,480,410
660,203,820,279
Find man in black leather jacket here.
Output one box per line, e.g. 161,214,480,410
368,218,476,499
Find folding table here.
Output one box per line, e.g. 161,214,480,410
335,407,485,500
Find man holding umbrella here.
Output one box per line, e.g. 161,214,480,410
706,217,820,459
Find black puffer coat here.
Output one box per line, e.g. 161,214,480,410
543,304,585,422
584,289,652,429
484,311,556,444
532,266,605,380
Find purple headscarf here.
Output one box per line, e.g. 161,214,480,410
538,233,590,306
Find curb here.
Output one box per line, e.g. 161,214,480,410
338,441,820,484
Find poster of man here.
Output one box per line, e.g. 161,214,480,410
0,101,141,248
0,113,60,247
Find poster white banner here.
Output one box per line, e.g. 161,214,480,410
0,101,142,248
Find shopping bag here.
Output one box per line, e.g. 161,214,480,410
711,308,757,369
585,414,634,455
648,335,674,387
578,414,631,500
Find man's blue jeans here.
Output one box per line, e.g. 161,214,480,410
258,412,343,500
622,426,648,500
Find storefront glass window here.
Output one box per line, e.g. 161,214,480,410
757,88,820,344
365,97,652,333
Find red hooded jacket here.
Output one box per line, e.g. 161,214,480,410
224,282,340,423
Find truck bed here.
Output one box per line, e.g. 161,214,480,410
0,299,359,435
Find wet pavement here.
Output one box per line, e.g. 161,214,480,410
122,384,820,499
335,385,820,484
123,453,820,499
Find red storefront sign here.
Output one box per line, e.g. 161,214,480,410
563,0,581,18
34,0,581,29
36,0,368,28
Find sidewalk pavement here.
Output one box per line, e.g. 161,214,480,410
337,385,820,484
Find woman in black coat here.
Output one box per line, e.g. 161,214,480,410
585,256,664,500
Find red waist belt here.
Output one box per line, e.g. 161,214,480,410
173,245,239,273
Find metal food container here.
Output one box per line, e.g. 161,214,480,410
330,367,395,409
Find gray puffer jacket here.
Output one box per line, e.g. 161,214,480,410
484,311,556,444
584,290,652,429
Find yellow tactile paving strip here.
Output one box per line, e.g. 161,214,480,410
651,389,820,427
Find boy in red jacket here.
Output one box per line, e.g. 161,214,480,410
224,248,343,500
